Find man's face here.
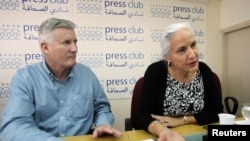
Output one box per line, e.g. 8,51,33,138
43,28,78,69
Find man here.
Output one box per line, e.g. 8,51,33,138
0,18,123,141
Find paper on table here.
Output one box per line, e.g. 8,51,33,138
234,119,250,125
140,139,156,141
139,132,207,141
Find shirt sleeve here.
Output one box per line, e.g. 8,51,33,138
90,70,115,127
0,70,60,141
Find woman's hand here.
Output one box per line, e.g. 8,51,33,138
148,120,185,141
151,114,183,127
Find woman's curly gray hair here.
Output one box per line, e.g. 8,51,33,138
160,22,194,57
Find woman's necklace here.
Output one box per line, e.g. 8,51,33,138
168,67,197,83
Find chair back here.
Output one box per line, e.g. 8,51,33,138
212,72,238,115
130,77,144,128
212,72,222,95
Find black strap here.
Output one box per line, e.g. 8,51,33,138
224,96,238,115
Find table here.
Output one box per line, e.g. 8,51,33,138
62,123,207,141
126,124,207,141
61,118,244,141
62,132,129,141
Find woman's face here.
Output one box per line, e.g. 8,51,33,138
166,28,199,73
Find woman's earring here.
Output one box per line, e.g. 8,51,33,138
168,61,171,66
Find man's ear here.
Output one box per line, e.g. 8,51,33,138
40,42,49,54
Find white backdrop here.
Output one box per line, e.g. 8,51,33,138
0,0,206,104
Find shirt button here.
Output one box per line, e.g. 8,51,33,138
61,117,64,120
61,134,64,137
60,100,64,103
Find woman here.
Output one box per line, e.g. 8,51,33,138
135,22,223,141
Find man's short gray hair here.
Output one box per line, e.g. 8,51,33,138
38,18,76,43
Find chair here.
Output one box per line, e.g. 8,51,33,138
125,77,144,131
212,72,238,115
124,72,239,131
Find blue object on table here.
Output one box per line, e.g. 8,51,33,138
183,132,207,141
